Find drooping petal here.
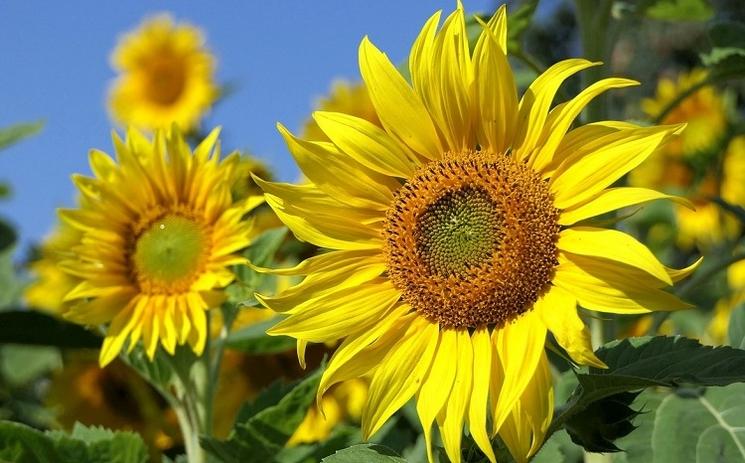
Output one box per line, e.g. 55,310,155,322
362,317,438,439
437,328,473,463
558,227,672,285
467,327,497,463
550,124,683,210
559,187,694,225
534,285,605,368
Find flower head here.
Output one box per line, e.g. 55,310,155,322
108,15,217,132
257,6,698,462
60,127,262,366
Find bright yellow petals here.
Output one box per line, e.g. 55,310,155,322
558,227,672,285
61,128,260,366
257,5,698,463
535,286,605,368
559,187,693,225
359,37,442,160
108,15,217,131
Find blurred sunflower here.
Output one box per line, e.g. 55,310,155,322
25,221,82,313
630,70,737,249
256,5,698,463
59,127,262,366
108,15,217,132
708,259,745,344
46,353,180,457
640,68,727,159
302,81,380,141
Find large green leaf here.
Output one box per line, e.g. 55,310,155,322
0,421,148,463
201,366,322,463
553,336,745,451
0,310,102,348
321,444,407,463
612,384,745,462
0,121,43,151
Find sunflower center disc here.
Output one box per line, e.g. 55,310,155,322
383,152,560,329
133,215,207,291
145,55,186,105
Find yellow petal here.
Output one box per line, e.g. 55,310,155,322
437,329,473,463
362,317,438,439
532,78,639,172
493,311,546,431
313,111,416,177
267,280,401,342
553,254,693,314
534,285,605,368
257,179,382,251
559,187,694,225
473,15,518,154
318,303,412,400
360,37,443,160
513,59,600,160
417,329,457,463
550,124,682,210
558,227,672,285
467,327,497,463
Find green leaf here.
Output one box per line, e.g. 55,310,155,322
507,0,539,53
0,421,148,463
532,430,583,463
321,444,407,463
0,345,61,386
228,227,288,306
564,391,641,452
225,316,296,354
0,121,43,151
201,366,322,463
0,310,102,348
729,303,745,349
553,336,745,451
701,22,745,79
0,219,16,252
643,0,713,22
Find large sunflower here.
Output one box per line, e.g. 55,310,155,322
60,127,262,366
257,6,698,463
108,15,217,132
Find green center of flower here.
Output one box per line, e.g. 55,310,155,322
134,215,206,286
417,187,502,276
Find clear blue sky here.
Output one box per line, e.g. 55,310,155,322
0,1,503,251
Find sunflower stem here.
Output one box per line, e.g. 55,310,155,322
574,0,614,123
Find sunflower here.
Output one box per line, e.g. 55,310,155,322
640,68,727,158
59,127,262,366
302,80,380,141
25,221,83,313
46,352,181,458
108,15,217,132
256,6,699,462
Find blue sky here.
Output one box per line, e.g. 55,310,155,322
0,1,502,250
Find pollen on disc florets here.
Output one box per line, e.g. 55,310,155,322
383,150,560,329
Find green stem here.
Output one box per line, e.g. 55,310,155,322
574,0,614,123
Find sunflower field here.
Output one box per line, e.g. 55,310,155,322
2,1,745,462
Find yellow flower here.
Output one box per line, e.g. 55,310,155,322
108,15,217,132
256,6,698,463
46,353,181,457
675,136,745,248
302,80,380,141
25,221,82,314
60,127,262,366
641,68,727,158
707,259,745,344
